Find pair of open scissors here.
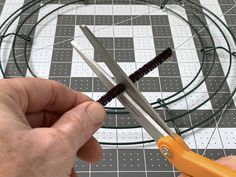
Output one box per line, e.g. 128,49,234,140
71,25,236,177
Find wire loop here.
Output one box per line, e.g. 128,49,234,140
201,46,236,57
0,0,235,145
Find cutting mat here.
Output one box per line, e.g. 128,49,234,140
0,0,236,176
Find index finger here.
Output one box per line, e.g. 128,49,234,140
0,78,91,113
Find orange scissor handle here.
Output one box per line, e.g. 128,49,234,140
157,135,236,177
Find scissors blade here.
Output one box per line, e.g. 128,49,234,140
79,25,174,138
71,40,168,140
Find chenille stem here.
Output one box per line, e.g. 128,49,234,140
97,47,173,106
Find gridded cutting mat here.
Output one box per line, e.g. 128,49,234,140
0,0,236,176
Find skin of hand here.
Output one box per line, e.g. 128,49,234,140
178,155,236,177
0,78,106,177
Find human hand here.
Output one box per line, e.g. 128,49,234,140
178,155,236,177
0,78,105,177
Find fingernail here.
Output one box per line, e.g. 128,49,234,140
87,102,105,126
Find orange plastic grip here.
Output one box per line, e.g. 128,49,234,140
157,135,236,177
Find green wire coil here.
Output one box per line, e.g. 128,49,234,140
0,0,235,145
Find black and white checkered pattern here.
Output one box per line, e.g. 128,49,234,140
0,0,236,176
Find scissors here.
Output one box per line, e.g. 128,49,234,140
71,25,236,177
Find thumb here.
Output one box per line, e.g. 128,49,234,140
178,155,236,177
52,101,105,152
216,155,236,170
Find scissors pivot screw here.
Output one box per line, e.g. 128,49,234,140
161,147,172,158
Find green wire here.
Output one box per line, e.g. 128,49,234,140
22,0,82,77
164,2,218,120
100,139,155,145
202,46,236,57
0,0,40,77
0,0,235,145
179,0,236,133
12,0,59,77
105,2,208,113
